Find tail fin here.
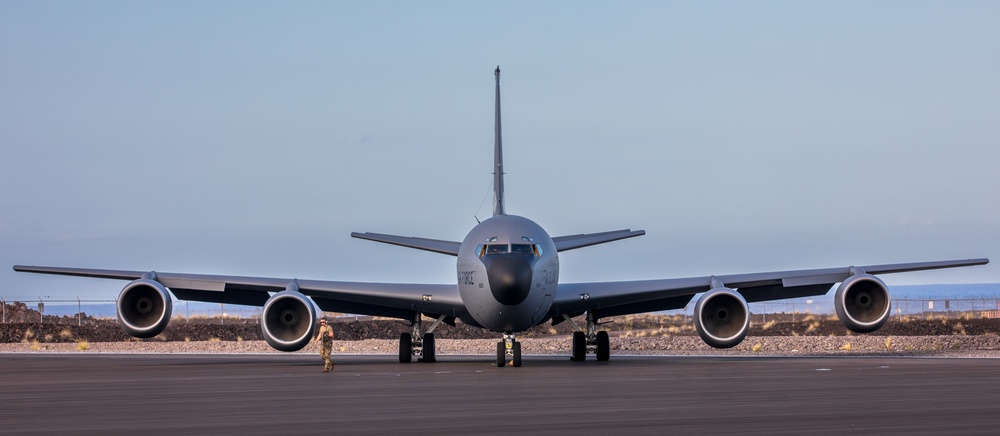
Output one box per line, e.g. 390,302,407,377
493,66,505,216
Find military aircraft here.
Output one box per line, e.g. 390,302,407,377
14,67,988,367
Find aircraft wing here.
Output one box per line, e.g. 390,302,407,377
12,265,466,320
350,232,461,256
552,229,645,252
547,258,990,320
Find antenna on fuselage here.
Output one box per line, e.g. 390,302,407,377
493,66,506,217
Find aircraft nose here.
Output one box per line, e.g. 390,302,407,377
484,255,533,306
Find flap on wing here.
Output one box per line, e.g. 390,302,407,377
552,229,645,252
738,283,834,303
351,232,461,256
549,278,708,319
160,278,226,292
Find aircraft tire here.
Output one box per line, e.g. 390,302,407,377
422,333,436,363
512,341,522,367
596,331,610,361
496,341,506,367
571,331,586,361
399,333,412,363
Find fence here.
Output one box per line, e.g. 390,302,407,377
746,297,1000,322
0,298,263,325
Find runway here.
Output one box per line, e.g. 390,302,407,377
4,354,1000,435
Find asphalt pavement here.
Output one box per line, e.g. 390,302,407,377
3,353,1000,435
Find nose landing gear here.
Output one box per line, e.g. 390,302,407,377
496,333,522,367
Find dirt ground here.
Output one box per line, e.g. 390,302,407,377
3,301,998,344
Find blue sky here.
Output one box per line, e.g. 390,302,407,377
2,2,998,302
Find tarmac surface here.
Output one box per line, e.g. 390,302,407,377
4,353,1000,435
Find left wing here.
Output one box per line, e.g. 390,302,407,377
547,258,990,320
12,265,466,320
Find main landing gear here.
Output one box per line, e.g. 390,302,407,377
496,332,522,367
399,315,446,363
566,312,610,362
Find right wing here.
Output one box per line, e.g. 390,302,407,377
13,265,466,321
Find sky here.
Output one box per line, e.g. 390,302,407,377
2,1,998,303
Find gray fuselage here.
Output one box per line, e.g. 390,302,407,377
456,215,559,332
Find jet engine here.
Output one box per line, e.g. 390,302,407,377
117,279,173,338
694,288,750,348
835,274,891,333
261,290,318,352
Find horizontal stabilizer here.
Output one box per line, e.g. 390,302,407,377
552,229,646,252
351,232,461,256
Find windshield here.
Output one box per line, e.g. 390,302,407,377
511,244,533,254
486,244,509,254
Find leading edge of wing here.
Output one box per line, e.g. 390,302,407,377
548,258,989,319
13,265,465,318
351,232,461,256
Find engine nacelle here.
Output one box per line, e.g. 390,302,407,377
261,291,318,352
117,279,173,339
694,288,750,349
835,274,891,334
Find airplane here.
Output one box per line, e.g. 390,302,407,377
14,67,989,367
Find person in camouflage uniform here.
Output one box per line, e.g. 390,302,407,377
315,317,335,372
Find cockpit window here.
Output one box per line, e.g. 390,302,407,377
479,243,543,258
511,244,533,254
486,244,509,254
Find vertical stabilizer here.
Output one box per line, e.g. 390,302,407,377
493,66,506,216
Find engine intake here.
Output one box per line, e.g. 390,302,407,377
261,291,318,352
835,274,891,333
694,288,750,348
117,279,173,339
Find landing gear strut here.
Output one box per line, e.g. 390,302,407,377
496,333,522,367
566,312,610,362
398,314,445,363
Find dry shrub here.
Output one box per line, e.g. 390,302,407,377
953,322,967,336
805,321,820,333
